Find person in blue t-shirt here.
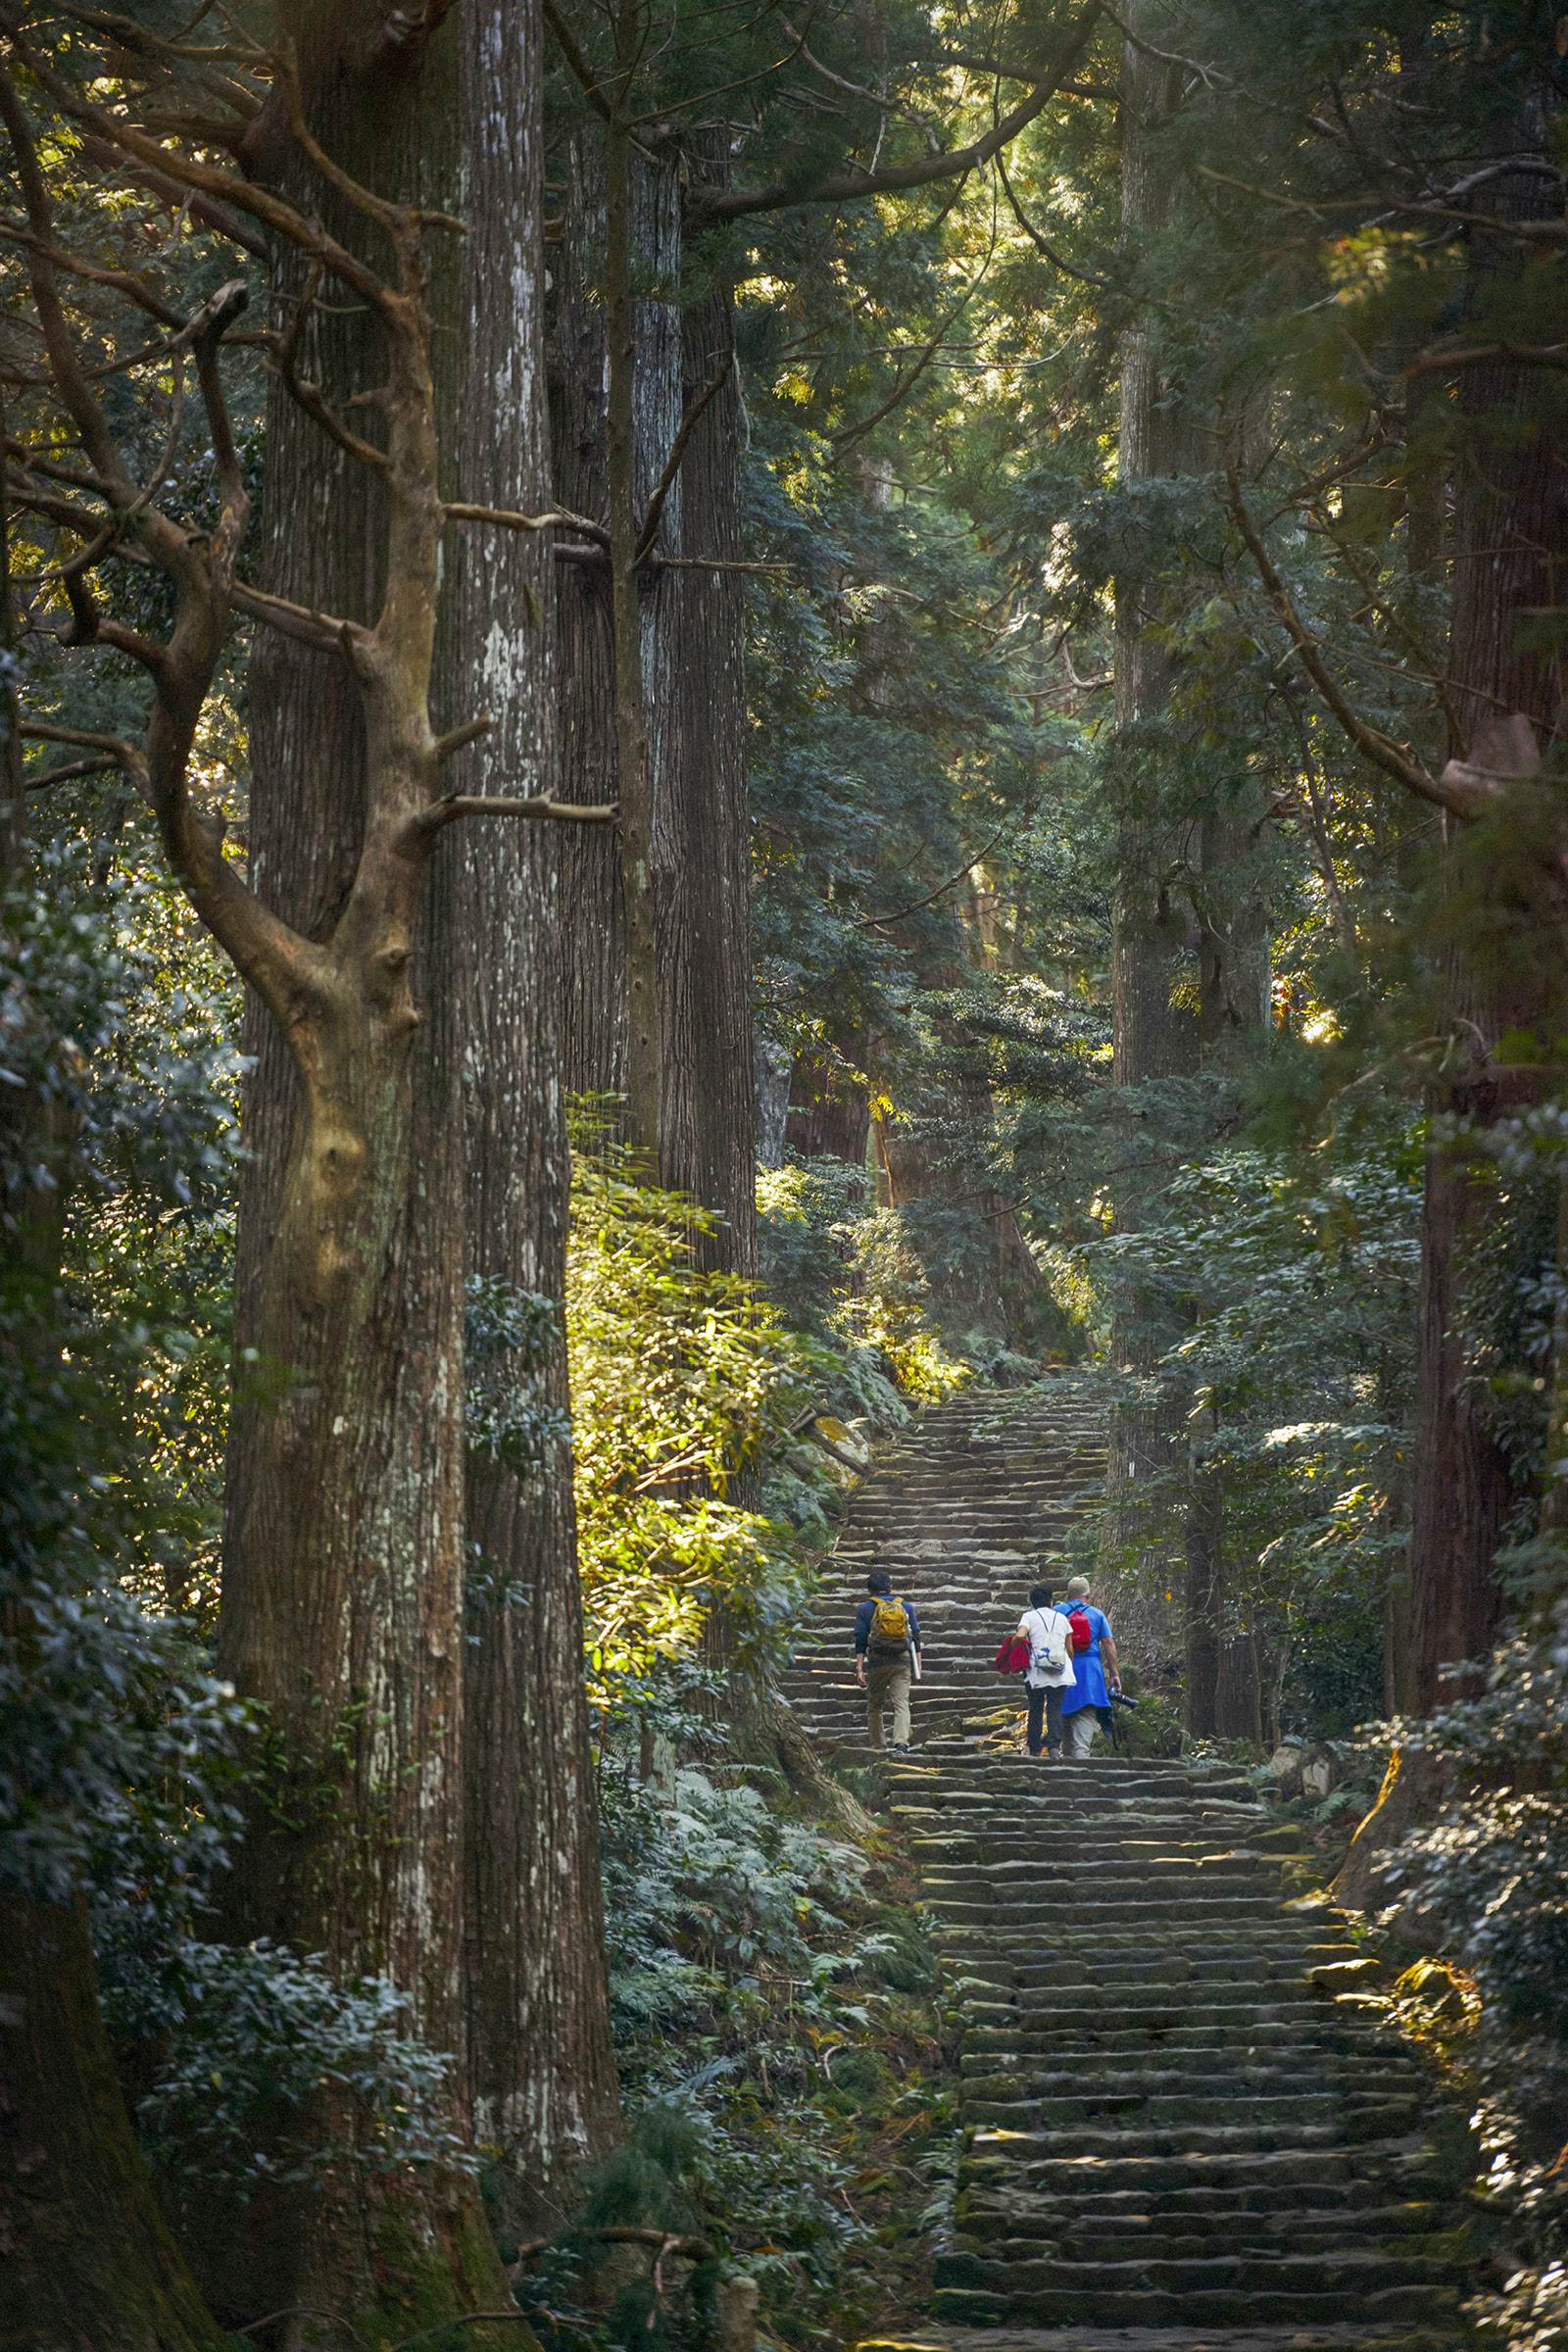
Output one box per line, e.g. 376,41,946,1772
1059,1575,1121,1758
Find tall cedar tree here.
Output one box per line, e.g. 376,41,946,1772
1,3,607,2330
447,0,620,2229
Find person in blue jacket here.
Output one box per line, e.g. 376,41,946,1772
1059,1575,1121,1758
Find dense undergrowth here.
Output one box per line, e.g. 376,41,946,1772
1,867,965,2348
516,1746,952,2352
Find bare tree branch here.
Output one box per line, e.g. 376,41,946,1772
693,0,1103,224
410,792,620,838
856,819,1009,928
635,357,730,559
446,498,609,548
230,580,366,656
1222,443,1473,817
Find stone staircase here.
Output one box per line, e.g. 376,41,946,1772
781,1382,1105,1750
788,1384,1479,2352
895,1742,1475,2345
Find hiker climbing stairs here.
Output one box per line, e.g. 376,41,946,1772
782,1383,1105,1750
788,1381,1479,2351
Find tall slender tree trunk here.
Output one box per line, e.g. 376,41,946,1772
657,145,757,1273
1101,8,1200,1655
1186,799,1274,1738
1402,69,1568,1713
604,52,663,1152
551,134,758,1269
217,12,509,2328
446,0,619,2235
553,136,626,1109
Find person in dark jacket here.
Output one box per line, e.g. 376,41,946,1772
854,1568,921,1751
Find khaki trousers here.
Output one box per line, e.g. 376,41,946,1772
865,1658,912,1748
1064,1705,1099,1758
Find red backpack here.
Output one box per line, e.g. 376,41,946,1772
1066,1604,1094,1654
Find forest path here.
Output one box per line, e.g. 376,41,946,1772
783,1381,1479,2351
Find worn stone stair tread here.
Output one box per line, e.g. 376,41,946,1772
935,2251,1454,2291
927,2288,1457,2328
956,2199,1445,2239
859,2331,1462,2352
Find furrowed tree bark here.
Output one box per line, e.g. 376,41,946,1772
604,37,663,1153
447,0,619,2236
1188,798,1273,1740
550,124,758,1270
551,136,680,1128
217,9,511,2329
552,134,626,1109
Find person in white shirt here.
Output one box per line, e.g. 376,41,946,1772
1017,1581,1075,1759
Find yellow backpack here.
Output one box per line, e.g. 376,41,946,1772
868,1594,909,1655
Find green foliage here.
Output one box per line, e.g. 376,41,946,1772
759,1158,972,1405
1082,1127,1422,1712
1377,1579,1568,2351
0,859,241,1900
97,1933,474,2191
577,1751,950,2349
567,1137,832,1686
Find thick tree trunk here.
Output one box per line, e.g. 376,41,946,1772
1183,805,1273,1739
218,12,508,2328
0,1900,228,2352
786,1050,872,1165
551,137,681,1126
551,138,626,1108
446,0,619,2234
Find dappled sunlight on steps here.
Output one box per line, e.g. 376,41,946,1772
785,1383,1480,2352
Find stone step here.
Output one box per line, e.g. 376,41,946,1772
961,1997,1382,2034
961,2023,1411,2059
939,1954,1360,1993
960,2139,1453,2195
958,2051,1422,2091
958,2107,1419,2144
923,1866,1298,1899
934,2248,1454,2296
928,2281,1457,2332
931,1904,1346,1942
956,2186,1445,2233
